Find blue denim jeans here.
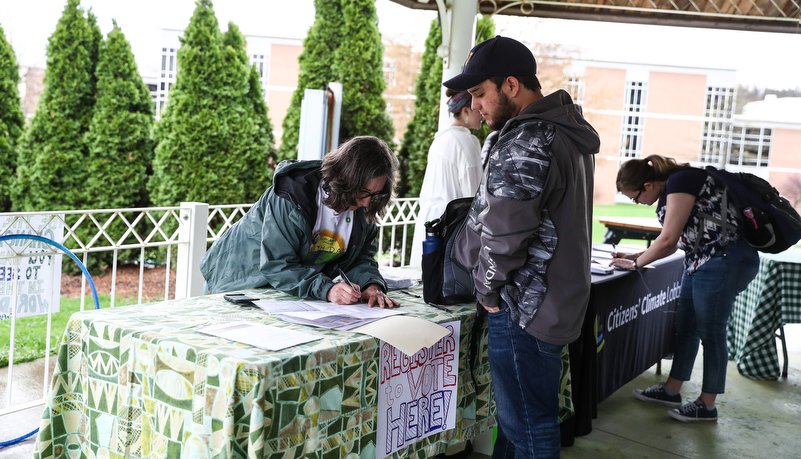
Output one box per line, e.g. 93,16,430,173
488,300,564,459
668,239,759,394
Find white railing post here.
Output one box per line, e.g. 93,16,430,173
176,202,209,299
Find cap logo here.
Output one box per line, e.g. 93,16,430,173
463,51,475,67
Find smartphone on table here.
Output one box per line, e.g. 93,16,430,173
223,293,257,306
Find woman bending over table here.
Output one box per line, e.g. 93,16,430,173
610,155,758,422
200,136,400,308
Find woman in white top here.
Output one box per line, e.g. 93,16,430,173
410,89,484,267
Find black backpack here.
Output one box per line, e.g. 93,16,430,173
699,166,801,253
420,197,476,305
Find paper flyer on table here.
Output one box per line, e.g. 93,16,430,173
351,315,451,357
197,321,321,350
379,265,422,290
253,299,406,330
375,319,460,458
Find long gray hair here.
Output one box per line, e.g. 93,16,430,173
321,136,398,224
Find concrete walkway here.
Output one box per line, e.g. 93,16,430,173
3,326,799,458
0,355,56,458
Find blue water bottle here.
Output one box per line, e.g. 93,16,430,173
422,230,442,255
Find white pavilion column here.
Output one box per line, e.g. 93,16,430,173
436,0,478,131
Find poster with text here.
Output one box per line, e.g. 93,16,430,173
0,215,64,320
378,320,460,458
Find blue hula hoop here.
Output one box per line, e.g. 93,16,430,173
0,233,100,448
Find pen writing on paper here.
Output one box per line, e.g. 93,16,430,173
337,268,360,294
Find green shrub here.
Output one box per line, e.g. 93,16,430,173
335,0,395,148
0,23,25,212
12,0,101,212
149,0,267,207
277,0,343,163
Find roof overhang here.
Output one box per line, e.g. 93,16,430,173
389,0,801,34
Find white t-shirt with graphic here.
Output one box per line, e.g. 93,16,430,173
303,182,354,271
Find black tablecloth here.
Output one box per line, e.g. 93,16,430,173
562,253,684,444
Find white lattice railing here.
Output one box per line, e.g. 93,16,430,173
0,199,420,416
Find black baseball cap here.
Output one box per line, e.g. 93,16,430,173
443,36,537,91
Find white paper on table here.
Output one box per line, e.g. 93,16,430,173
351,315,451,356
591,251,614,260
591,264,614,275
196,321,321,350
379,265,422,290
278,314,376,331
592,243,644,254
252,300,320,313
331,302,406,318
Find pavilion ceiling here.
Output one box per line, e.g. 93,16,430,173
389,0,801,34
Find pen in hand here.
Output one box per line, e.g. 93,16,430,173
337,268,360,295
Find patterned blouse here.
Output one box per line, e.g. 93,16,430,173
656,168,740,274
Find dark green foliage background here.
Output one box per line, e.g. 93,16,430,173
81,22,154,273
279,0,394,162
396,17,494,198
149,0,275,207
11,0,101,212
0,24,24,212
335,0,394,147
278,0,343,163
396,19,442,198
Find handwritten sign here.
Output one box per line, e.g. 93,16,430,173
0,216,64,320
378,320,460,458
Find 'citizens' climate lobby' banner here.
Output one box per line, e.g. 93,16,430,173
378,320,460,458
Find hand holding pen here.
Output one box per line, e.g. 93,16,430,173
334,268,399,308
328,268,361,305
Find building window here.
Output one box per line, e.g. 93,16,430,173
620,81,647,159
564,76,584,107
728,124,771,167
700,86,735,165
156,47,178,120
250,53,270,101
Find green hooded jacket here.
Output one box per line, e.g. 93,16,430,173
200,160,387,299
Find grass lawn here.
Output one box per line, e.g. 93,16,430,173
2,203,658,368
591,202,657,243
0,295,138,367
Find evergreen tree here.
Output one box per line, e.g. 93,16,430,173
397,16,495,197
85,21,153,210
12,0,100,211
149,0,257,206
335,0,394,147
81,21,154,272
0,23,25,211
245,64,277,197
222,22,276,201
472,16,496,145
396,19,441,198
277,0,342,162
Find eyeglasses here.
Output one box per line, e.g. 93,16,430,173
631,188,644,204
355,190,389,203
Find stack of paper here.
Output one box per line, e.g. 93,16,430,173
591,264,614,275
253,299,406,331
379,266,422,290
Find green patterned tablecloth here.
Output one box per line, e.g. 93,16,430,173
34,288,509,459
728,251,801,380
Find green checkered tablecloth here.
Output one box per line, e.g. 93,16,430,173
32,287,574,458
728,251,801,380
